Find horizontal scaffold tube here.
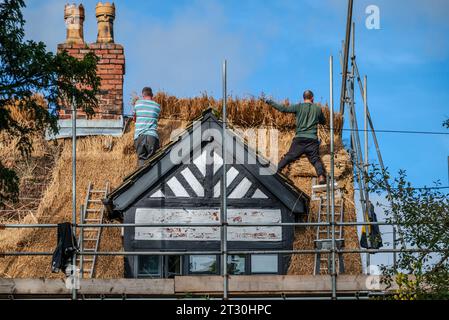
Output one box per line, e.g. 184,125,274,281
1,248,448,257
1,221,409,228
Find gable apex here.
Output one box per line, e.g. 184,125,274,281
104,108,309,218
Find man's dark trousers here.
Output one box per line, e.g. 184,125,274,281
278,137,325,176
134,134,159,167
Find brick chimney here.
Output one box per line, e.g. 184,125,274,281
57,2,125,125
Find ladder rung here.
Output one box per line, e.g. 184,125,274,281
83,228,99,231
91,190,106,193
86,209,101,212
83,238,97,241
319,217,341,219
320,204,342,207
88,199,103,203
312,183,338,190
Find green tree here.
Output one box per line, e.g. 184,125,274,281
0,0,100,205
368,168,449,299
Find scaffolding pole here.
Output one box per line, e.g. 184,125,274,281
329,55,337,300
71,96,77,300
2,247,446,257
353,61,389,185
364,75,368,179
353,59,404,262
79,205,85,279
0,221,413,229
345,22,372,272
339,0,354,115
363,74,371,274
221,59,229,300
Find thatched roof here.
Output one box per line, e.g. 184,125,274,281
0,95,361,278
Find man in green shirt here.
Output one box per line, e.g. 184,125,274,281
266,90,326,184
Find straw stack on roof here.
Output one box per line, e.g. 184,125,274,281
0,93,361,278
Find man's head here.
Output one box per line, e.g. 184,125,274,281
142,87,153,99
303,90,314,103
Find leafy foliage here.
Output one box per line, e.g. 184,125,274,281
367,167,449,299
0,0,100,206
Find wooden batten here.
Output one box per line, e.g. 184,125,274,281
0,275,396,297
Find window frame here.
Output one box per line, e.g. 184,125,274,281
250,254,279,274
165,255,183,278
227,254,247,275
187,255,220,275
136,255,163,278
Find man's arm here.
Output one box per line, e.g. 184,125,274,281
266,99,297,113
318,107,326,125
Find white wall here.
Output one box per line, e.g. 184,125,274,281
134,208,282,241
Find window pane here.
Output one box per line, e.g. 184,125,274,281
167,255,182,277
138,256,161,276
251,254,278,273
189,255,217,273
227,255,246,275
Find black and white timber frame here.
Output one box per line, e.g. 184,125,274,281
104,109,310,278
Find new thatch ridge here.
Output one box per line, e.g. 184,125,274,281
150,92,344,146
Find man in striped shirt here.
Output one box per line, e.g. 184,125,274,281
133,87,161,167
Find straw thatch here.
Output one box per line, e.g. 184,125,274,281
0,94,361,278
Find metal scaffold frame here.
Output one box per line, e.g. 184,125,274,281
1,0,444,301
0,50,435,299
1,220,446,300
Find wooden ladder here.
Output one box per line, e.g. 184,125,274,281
78,181,109,278
312,180,345,275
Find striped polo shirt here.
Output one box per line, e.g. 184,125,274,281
133,99,161,140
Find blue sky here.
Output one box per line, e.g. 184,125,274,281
24,0,449,187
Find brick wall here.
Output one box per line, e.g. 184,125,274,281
57,42,125,120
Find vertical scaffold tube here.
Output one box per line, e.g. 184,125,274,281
221,60,228,300
330,55,337,300
71,96,77,300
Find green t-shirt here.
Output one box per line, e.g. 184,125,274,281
267,100,326,139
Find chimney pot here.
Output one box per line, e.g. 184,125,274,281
95,2,116,43
64,3,85,44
